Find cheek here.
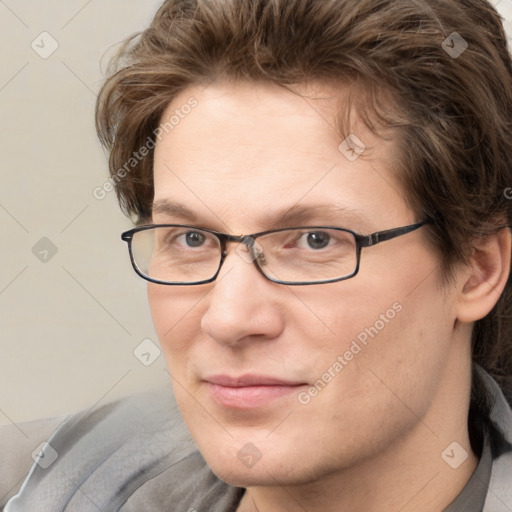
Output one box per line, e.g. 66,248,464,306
318,270,454,419
302,249,451,375
147,283,203,363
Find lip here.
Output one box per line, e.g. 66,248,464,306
204,374,307,409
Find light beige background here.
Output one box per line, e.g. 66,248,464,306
1,0,512,426
1,0,167,426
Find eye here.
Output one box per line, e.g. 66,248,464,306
179,231,206,247
298,231,331,250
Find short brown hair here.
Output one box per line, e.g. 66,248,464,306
95,0,512,397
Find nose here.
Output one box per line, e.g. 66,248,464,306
200,244,285,347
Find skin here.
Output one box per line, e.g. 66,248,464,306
148,80,511,512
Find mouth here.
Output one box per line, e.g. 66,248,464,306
203,374,308,409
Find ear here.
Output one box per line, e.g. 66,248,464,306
456,227,511,323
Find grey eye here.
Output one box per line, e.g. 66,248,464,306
185,231,206,247
305,231,331,249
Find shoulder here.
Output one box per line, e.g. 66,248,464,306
0,416,67,507
5,387,243,512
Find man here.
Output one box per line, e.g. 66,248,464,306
6,0,512,510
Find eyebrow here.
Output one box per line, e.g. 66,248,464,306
151,199,368,231
152,200,198,222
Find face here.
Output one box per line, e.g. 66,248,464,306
149,80,457,487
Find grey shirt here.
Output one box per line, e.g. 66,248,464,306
5,366,512,511
445,425,492,511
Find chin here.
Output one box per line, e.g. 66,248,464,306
211,464,275,488
197,437,335,490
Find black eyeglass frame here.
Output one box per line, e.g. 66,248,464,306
121,220,432,286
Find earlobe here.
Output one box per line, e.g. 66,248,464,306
457,228,511,323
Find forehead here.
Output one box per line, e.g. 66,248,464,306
152,80,411,232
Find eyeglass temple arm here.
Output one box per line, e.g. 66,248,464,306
359,220,432,248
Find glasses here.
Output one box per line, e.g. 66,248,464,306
121,220,431,286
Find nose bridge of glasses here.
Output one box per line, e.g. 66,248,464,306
221,233,264,261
